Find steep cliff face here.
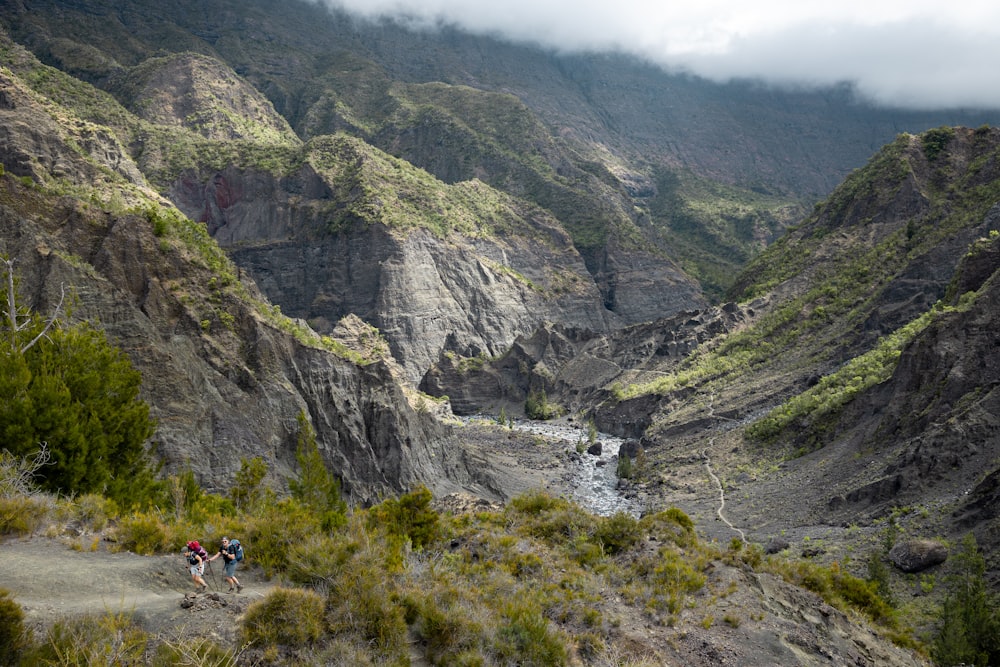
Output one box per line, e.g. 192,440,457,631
167,158,704,383
0,66,474,501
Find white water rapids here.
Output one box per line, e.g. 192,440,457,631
502,418,641,518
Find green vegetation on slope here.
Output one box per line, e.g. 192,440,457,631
646,168,804,300
0,450,914,665
619,128,1000,404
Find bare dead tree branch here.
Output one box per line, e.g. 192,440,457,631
2,257,65,353
0,442,52,498
19,282,65,353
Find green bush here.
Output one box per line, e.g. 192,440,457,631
648,549,707,613
525,389,560,420
922,126,955,161
0,294,158,508
242,587,325,648
933,533,1000,667
593,511,641,556
71,493,117,533
492,600,567,667
230,456,270,513
113,511,171,555
768,559,897,627
507,490,565,516
367,485,440,550
25,611,148,665
616,453,633,479
289,411,348,531
328,559,408,661
519,505,596,546
285,532,359,586
0,495,50,537
244,497,322,575
0,589,29,666
152,636,241,667
639,507,696,547
403,591,484,665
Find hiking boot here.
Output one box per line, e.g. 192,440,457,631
196,584,207,593
228,586,234,593
236,584,243,593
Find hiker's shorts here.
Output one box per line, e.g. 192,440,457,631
190,562,205,576
223,560,237,577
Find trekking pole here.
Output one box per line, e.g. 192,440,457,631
207,560,220,591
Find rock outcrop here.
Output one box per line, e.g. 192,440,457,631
0,66,478,501
166,149,709,384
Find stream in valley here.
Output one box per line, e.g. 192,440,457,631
506,419,641,518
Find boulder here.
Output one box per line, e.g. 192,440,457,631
764,538,790,554
888,539,948,573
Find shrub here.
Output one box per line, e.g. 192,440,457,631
768,559,896,627
933,533,1000,667
647,549,707,612
866,551,895,607
367,485,440,550
492,600,567,667
403,591,484,665
0,495,51,537
327,559,408,661
639,507,696,547
71,493,117,533
230,456,270,513
244,497,322,575
593,511,641,556
289,411,347,531
242,587,325,648
25,611,148,665
517,505,596,546
922,126,955,161
525,389,560,420
112,511,172,555
0,589,29,666
153,636,243,667
616,453,633,479
507,490,565,516
285,532,359,586
0,279,158,508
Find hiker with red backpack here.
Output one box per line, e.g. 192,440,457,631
185,540,209,592
207,536,244,593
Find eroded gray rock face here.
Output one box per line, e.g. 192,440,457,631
421,302,756,427
0,189,471,500
0,68,143,186
169,165,704,384
0,70,471,500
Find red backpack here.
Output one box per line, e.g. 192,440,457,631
187,541,208,561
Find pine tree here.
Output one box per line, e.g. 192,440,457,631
932,533,1000,667
1,260,157,506
289,411,346,530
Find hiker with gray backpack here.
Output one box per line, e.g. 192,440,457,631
207,536,244,593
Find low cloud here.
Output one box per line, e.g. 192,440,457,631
316,0,1000,110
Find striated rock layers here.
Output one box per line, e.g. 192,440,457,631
169,164,705,384
0,69,477,501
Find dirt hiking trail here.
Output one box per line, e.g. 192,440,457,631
0,535,271,643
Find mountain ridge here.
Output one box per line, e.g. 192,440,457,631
1,1,1000,660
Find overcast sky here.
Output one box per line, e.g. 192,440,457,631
318,0,1000,110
